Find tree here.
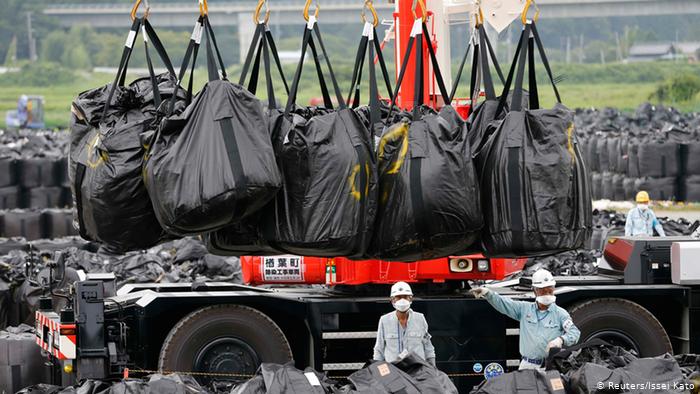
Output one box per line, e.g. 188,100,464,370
40,30,68,63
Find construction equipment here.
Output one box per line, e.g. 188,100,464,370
5,95,45,129
33,0,685,392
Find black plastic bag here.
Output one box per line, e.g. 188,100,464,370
232,362,334,394
205,19,291,256
70,18,182,252
459,24,506,157
470,370,566,394
477,22,592,257
372,21,482,261
145,16,281,236
260,19,376,257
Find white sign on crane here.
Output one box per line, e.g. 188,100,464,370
481,0,527,33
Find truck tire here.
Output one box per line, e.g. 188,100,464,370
158,304,292,383
569,298,672,357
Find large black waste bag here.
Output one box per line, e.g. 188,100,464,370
26,186,63,209
2,210,42,240
459,24,506,156
601,172,614,200
0,186,20,209
258,19,376,257
205,19,291,256
345,360,421,394
683,141,700,176
476,22,591,257
0,156,17,187
145,16,281,236
590,172,602,200
568,355,685,394
637,138,680,178
628,139,641,178
232,363,334,394
634,177,676,201
470,370,566,394
623,177,636,200
71,18,184,252
596,138,609,174
393,353,458,394
41,209,77,238
611,172,627,201
606,136,621,173
0,324,48,394
17,156,59,188
372,21,482,261
684,175,700,201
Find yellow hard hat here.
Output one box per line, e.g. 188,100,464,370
636,191,650,203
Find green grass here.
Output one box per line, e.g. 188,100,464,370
1,67,699,130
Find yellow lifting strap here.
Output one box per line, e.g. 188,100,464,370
199,0,209,17
521,0,540,24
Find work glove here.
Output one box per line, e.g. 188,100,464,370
546,337,563,352
469,287,490,299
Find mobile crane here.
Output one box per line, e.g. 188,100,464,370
33,0,700,392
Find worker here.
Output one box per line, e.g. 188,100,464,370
625,191,665,237
17,95,29,127
470,269,580,370
373,281,436,367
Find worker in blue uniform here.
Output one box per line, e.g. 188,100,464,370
625,191,665,237
470,269,581,370
373,281,436,367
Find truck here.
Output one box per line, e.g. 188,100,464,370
34,236,700,391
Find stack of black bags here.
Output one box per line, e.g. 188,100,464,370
578,103,700,202
66,9,590,260
0,130,71,210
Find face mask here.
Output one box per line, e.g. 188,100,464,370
536,295,556,306
393,299,411,312
638,204,648,211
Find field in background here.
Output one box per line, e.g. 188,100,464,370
0,62,698,129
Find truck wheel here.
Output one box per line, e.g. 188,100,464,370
569,298,672,357
158,304,292,384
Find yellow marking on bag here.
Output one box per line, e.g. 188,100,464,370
378,123,409,174
349,164,362,201
566,122,576,164
86,134,107,168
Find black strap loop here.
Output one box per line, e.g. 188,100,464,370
284,21,346,116
101,18,141,123
421,23,450,106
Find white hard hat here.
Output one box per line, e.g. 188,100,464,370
390,281,413,297
531,269,556,288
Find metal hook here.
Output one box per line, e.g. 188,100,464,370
361,0,379,27
473,0,484,26
199,0,209,17
521,0,540,24
130,0,150,21
254,0,271,24
411,0,427,22
303,0,320,21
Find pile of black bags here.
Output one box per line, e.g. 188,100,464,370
16,352,455,394
0,236,241,330
578,103,700,201
0,209,77,240
472,339,689,393
60,8,593,259
516,208,700,278
0,130,71,210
